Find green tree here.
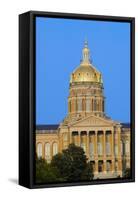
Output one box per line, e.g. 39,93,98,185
81,162,94,181
123,168,131,178
36,158,64,183
51,143,93,181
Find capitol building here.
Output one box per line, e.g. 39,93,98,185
36,40,130,179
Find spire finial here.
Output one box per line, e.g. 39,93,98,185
84,38,88,48
81,38,90,64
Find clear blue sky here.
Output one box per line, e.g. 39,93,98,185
36,17,130,125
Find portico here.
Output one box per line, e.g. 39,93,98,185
68,122,122,177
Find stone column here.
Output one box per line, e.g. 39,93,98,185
117,127,121,158
87,131,89,159
111,129,115,173
100,99,102,113
103,130,106,174
117,127,122,177
111,130,115,158
94,131,98,176
103,130,106,159
112,160,115,173
95,130,98,159
78,131,81,146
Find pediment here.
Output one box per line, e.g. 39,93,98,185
69,115,117,127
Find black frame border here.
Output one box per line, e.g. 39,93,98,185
19,10,135,189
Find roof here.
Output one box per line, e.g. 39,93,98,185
36,123,130,131
36,124,59,130
121,123,130,128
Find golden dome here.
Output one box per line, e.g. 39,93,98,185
70,40,103,84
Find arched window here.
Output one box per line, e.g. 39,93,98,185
45,143,50,160
53,142,58,156
106,142,111,155
89,142,94,158
37,143,42,158
98,142,103,155
77,99,82,111
86,99,91,112
125,141,130,154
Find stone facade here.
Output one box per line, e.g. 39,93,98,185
36,40,130,179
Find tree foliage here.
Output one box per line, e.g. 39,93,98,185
36,158,64,183
123,168,131,178
36,144,94,183
81,162,94,181
51,143,93,182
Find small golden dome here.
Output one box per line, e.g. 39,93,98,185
71,63,102,83
70,40,103,84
